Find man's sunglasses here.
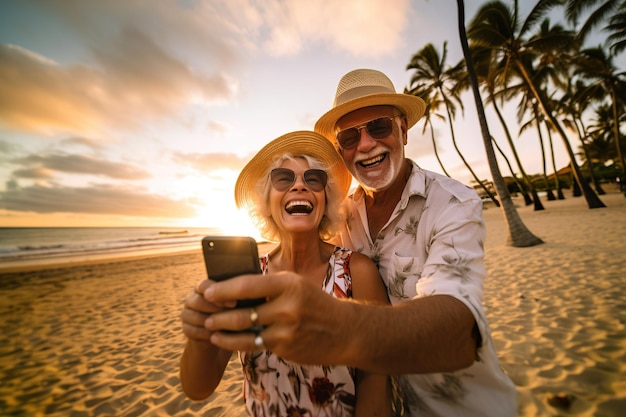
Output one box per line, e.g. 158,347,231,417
336,116,399,150
270,168,328,192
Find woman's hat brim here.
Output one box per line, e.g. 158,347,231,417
235,130,353,209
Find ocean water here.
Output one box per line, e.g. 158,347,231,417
0,227,224,270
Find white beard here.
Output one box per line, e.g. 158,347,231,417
354,163,396,191
352,147,403,192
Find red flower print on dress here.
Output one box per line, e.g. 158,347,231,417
309,377,335,406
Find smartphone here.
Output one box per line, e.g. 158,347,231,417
201,236,265,308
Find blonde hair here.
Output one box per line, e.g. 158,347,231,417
245,154,346,242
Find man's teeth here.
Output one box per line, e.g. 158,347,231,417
285,200,313,214
360,154,385,167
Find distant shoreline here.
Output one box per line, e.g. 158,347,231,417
0,241,278,274
0,247,200,274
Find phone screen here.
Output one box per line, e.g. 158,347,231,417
201,236,264,308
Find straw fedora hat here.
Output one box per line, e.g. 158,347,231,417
315,68,426,143
234,131,353,210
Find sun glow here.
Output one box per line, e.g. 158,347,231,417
180,201,261,237
167,168,259,237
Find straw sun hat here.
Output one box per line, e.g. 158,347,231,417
314,68,426,143
234,131,353,210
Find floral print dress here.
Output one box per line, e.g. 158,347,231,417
240,247,356,417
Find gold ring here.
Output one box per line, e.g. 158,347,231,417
250,307,259,326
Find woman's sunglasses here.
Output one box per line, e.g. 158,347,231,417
270,168,328,192
336,116,398,150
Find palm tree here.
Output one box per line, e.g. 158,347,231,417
518,99,556,201
490,135,533,200
565,0,626,50
587,104,626,171
405,86,452,177
606,2,626,55
456,0,543,247
469,45,537,206
406,42,500,205
572,46,626,194
510,46,564,203
468,0,606,208
525,17,579,199
557,79,607,194
544,122,567,198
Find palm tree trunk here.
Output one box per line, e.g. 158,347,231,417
491,97,542,208
579,136,606,195
427,119,452,177
546,126,565,199
574,114,606,194
457,0,542,247
490,135,532,204
535,118,556,201
571,163,582,196
443,99,500,206
609,84,626,196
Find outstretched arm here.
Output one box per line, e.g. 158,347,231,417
203,273,477,375
344,294,478,374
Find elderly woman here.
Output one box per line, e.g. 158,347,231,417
180,131,391,416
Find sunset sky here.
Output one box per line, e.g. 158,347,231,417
0,0,619,232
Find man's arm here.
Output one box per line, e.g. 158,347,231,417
342,294,478,374
204,273,478,374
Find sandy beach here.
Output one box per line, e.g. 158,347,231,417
1,190,625,416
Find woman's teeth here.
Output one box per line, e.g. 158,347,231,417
285,200,313,214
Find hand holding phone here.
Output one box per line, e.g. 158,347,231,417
201,236,265,309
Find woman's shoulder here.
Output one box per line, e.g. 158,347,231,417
334,248,388,303
332,246,375,268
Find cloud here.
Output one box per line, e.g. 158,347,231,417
173,151,249,172
0,183,197,217
91,26,236,106
11,167,54,180
0,37,235,136
38,0,247,70
0,44,103,135
60,136,104,150
263,0,411,57
5,178,19,191
0,139,21,155
206,120,230,136
11,152,151,180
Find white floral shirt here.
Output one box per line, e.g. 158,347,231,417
338,160,517,417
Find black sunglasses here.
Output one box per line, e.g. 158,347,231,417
270,168,328,192
336,116,398,150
